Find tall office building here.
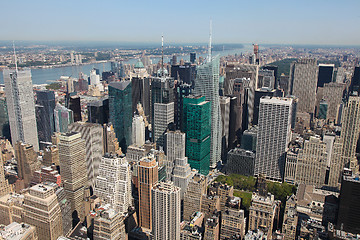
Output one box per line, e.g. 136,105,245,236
322,82,345,121
286,136,328,187
164,130,185,179
258,69,275,89
193,56,222,167
23,184,63,240
36,90,56,143
289,58,318,114
68,122,103,187
329,96,360,186
262,65,278,88
170,63,196,86
151,182,181,240
109,81,132,152
131,76,150,117
87,97,109,125
3,69,39,151
183,174,207,221
190,53,196,64
337,170,360,234
132,115,145,147
150,76,175,125
138,155,158,231
174,82,192,130
183,96,211,175
0,97,10,140
94,154,131,213
67,94,82,122
282,195,298,240
58,132,87,220
349,66,360,94
153,102,174,147
220,96,230,160
171,155,194,199
14,142,41,187
93,206,127,240
317,64,334,87
226,148,255,176
54,104,74,133
255,97,293,181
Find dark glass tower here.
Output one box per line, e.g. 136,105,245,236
36,90,56,143
109,81,132,152
131,77,150,117
0,97,10,141
87,97,109,124
317,64,334,88
183,95,211,175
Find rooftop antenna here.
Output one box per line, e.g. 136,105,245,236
161,34,164,77
12,41,18,72
208,19,212,62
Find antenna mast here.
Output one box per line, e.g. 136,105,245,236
161,34,164,77
13,41,18,72
208,19,212,61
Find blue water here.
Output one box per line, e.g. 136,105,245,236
0,44,253,85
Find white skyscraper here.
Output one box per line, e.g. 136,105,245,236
94,154,132,214
152,182,181,240
193,56,222,167
3,69,39,151
172,156,195,199
255,97,293,181
153,102,174,147
132,115,145,147
68,122,103,187
89,68,104,92
165,130,186,180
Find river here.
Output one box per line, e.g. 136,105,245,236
0,44,253,85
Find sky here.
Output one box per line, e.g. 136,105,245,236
1,0,360,45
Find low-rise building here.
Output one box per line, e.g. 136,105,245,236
0,222,37,240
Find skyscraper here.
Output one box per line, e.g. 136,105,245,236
193,56,221,167
182,96,211,175
151,182,181,240
255,97,293,181
23,184,63,240
0,97,10,141
36,90,56,143
68,122,103,187
58,132,87,220
132,115,145,147
67,94,82,122
289,58,318,114
14,141,41,187
220,96,230,160
322,82,345,121
131,76,150,117
0,154,11,197
3,69,39,151
317,64,334,87
164,130,186,180
190,53,196,64
94,154,131,213
54,104,74,133
87,97,109,125
109,81,132,152
183,174,207,221
138,155,158,231
153,102,174,147
329,96,360,186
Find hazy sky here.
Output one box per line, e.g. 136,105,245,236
1,0,360,45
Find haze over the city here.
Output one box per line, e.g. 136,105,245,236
1,0,360,45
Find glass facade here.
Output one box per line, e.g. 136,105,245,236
109,81,132,152
183,96,211,175
36,90,56,143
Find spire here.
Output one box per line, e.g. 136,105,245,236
208,19,212,62
13,41,18,72
161,34,164,77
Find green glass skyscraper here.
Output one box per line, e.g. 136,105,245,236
109,81,132,152
183,95,211,175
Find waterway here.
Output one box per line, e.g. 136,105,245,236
0,44,253,85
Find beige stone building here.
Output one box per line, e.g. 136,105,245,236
14,142,41,187
23,184,63,240
183,174,207,221
220,197,245,240
203,216,220,240
93,205,127,240
248,192,280,239
0,193,24,225
58,132,87,220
